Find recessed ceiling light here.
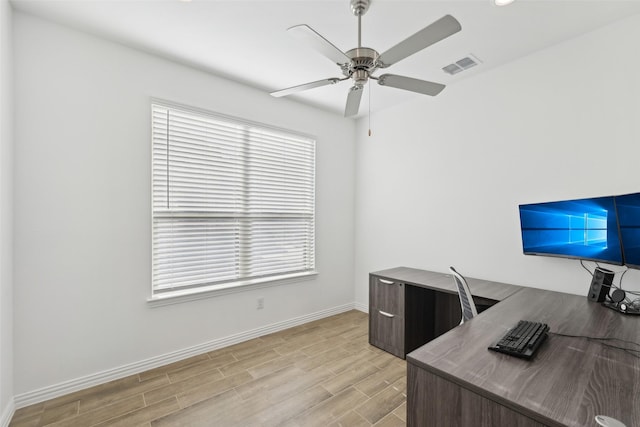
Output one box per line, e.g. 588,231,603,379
494,0,515,6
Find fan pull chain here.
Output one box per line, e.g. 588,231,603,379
368,84,372,136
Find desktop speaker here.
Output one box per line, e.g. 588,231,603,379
611,289,626,304
587,267,615,303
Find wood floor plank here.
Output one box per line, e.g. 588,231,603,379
152,388,271,427
259,365,334,404
374,413,406,427
210,337,264,357
234,365,301,400
242,385,333,427
295,346,353,372
283,386,369,427
93,397,180,427
151,389,240,427
392,402,406,422
138,354,210,382
300,335,350,357
259,324,311,342
339,325,369,341
46,395,145,427
143,367,226,406
217,348,282,377
7,413,41,427
176,371,253,408
355,359,406,397
321,362,380,395
9,403,44,424
235,364,333,404
272,330,329,356
34,375,142,413
343,337,375,354
322,322,365,340
368,350,405,370
355,377,407,425
280,324,324,340
328,348,383,375
328,410,372,427
79,375,171,414
246,351,308,379
42,403,76,426
226,339,285,362
166,352,236,383
10,310,409,427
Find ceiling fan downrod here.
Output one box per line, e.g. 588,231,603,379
350,0,370,48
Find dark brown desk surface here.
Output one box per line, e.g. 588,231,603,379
407,286,640,426
371,266,522,302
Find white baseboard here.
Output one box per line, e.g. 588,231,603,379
354,301,368,313
0,398,15,427
14,302,357,409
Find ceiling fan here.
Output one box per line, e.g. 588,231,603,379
270,0,462,117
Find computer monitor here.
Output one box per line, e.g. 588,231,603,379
519,196,623,265
614,192,640,269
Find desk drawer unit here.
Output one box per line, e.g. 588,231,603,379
369,275,405,358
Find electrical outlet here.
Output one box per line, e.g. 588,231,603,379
257,297,264,310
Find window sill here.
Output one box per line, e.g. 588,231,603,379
147,271,319,308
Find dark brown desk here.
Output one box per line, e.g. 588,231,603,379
369,267,522,358
407,286,640,427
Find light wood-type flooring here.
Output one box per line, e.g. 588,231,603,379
10,310,407,426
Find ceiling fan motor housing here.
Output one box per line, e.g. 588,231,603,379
343,47,379,85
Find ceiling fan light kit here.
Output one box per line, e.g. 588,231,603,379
270,0,462,117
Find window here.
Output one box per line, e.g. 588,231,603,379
151,102,316,300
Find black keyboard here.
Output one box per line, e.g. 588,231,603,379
488,320,549,360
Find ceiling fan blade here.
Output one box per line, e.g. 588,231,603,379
344,86,363,117
270,77,342,98
377,15,461,68
288,24,351,66
378,74,445,96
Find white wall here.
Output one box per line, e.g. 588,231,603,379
354,14,640,306
13,12,356,397
0,0,14,421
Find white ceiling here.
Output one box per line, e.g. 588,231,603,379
11,0,640,118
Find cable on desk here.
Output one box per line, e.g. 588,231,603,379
610,269,640,297
617,267,629,288
550,332,640,359
580,260,628,286
581,260,640,298
580,260,594,276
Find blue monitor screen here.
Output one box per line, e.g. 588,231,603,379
614,192,640,269
519,196,623,265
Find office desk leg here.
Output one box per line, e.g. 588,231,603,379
407,363,546,427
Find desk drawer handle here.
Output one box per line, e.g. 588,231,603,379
379,310,395,318
378,279,394,285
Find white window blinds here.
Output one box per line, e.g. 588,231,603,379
151,102,316,297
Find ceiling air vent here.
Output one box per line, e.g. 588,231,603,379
442,54,482,75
